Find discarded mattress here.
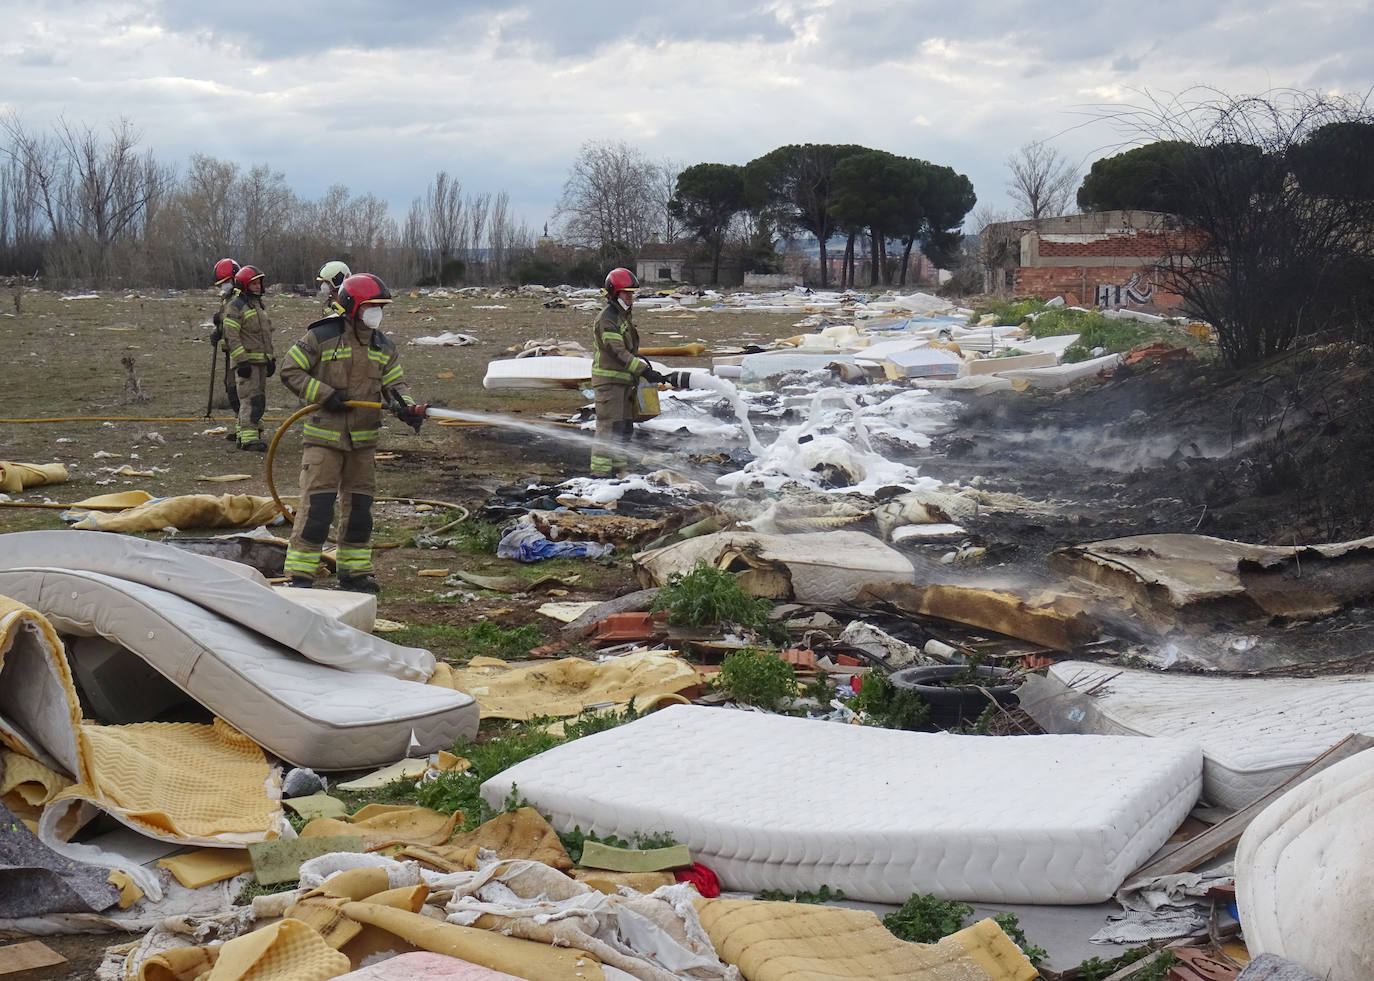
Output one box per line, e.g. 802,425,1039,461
634,530,914,605
1236,746,1374,981
996,351,1122,389
481,704,1203,904
0,531,432,681
1052,532,1374,623
482,355,591,389
0,568,477,769
1018,662,1374,810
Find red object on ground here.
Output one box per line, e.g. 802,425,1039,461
834,653,862,667
674,863,720,898
1018,653,1056,669
780,648,816,669
850,674,863,693
1123,341,1192,367
590,612,660,643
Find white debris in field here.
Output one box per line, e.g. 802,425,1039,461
410,331,477,346
719,430,941,496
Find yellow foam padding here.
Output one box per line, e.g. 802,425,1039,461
693,900,1037,981
435,750,468,772
107,869,144,909
404,807,571,872
395,843,480,873
137,942,219,981
0,461,68,492
569,868,676,895
427,662,459,690
310,866,392,903
68,489,156,510
157,848,255,889
445,651,701,720
283,895,362,950
341,902,605,981
300,804,459,851
361,884,430,912
52,718,278,842
202,917,349,981
0,597,85,771
0,749,72,816
72,493,285,531
334,758,429,791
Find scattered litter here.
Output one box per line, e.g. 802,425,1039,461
410,331,478,346
335,759,431,791
195,473,253,482
496,518,614,562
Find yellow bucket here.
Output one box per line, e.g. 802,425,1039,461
634,382,661,421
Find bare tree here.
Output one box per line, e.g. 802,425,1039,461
654,156,685,244
1006,141,1078,221
488,190,510,280
1102,87,1374,365
423,171,463,280
466,191,489,281
555,139,658,261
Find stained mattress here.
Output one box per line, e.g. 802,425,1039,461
0,531,432,680
0,568,477,770
480,704,1202,904
1018,662,1374,810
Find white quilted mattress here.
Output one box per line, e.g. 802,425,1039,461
0,568,477,770
1019,662,1374,810
480,704,1202,904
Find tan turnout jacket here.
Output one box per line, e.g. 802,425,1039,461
279,315,412,450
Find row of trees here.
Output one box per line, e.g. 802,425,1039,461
0,116,534,288
555,140,977,288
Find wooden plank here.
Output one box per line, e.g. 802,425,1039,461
0,941,67,981
1127,732,1374,882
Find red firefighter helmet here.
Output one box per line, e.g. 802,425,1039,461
335,273,392,318
213,257,240,285
604,267,639,297
234,265,265,290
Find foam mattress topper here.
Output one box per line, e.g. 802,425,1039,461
0,567,477,770
481,704,1202,904
1019,662,1374,810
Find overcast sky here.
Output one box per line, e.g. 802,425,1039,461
4,1,1371,238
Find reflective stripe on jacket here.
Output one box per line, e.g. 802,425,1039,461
222,292,273,365
590,304,645,385
279,316,412,450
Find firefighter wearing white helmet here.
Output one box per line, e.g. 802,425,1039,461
278,273,425,593
315,260,351,313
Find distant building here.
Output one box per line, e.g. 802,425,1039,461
980,210,1194,309
635,242,690,284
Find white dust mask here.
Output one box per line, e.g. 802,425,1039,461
317,281,330,299
361,306,384,329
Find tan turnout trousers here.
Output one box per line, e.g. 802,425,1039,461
284,444,378,581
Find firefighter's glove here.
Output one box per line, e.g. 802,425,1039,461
235,362,253,379
640,367,667,384
394,402,427,433
323,389,348,412
265,357,276,377
210,324,223,346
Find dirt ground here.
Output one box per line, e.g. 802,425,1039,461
5,286,1374,974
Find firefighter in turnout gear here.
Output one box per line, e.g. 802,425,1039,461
316,259,350,314
209,258,242,435
223,264,275,450
278,273,424,593
590,267,665,477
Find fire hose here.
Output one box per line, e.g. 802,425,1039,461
264,399,472,524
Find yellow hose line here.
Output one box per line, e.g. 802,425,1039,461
0,415,288,424
263,401,381,522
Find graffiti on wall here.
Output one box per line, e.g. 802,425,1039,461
1095,272,1154,307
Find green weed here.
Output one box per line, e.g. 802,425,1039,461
991,912,1047,968
444,520,504,555
967,297,1046,326
458,619,545,660
1078,948,1176,981
233,878,301,905
714,648,798,709
414,705,642,831
847,672,930,731
883,893,973,943
557,826,680,864
650,561,779,638
1024,307,1155,363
